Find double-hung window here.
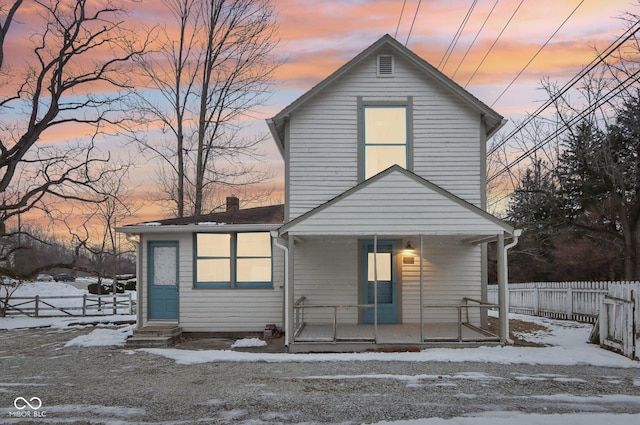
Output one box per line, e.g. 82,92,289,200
195,232,272,288
362,105,409,179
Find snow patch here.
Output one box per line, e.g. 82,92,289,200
64,325,135,347
231,338,267,348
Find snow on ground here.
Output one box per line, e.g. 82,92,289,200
64,324,135,347
1,284,637,368
2,285,640,424
371,412,640,425
0,279,136,322
231,337,268,348
139,312,638,368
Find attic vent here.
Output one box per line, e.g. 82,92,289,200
377,54,394,77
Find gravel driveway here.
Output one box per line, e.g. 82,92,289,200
1,326,640,424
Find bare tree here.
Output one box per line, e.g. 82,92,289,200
70,163,140,293
0,0,149,278
132,0,279,217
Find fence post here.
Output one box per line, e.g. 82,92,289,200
82,294,87,316
566,288,573,320
34,295,39,317
113,295,117,315
599,297,607,347
533,288,539,316
128,293,132,315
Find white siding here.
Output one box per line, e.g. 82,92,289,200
401,239,482,325
286,170,506,237
287,47,483,220
141,232,284,333
292,238,359,324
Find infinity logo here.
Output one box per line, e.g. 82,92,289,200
13,397,42,410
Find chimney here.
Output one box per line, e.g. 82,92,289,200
226,195,240,212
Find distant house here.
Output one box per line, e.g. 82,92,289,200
118,34,519,351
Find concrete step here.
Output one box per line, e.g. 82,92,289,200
132,325,181,338
126,325,181,347
126,335,176,348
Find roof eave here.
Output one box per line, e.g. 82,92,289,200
266,117,285,158
116,223,281,234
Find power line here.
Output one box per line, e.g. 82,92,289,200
487,20,640,158
490,0,585,107
394,0,407,39
438,0,479,71
487,67,640,187
405,0,423,46
464,0,525,88
451,0,500,80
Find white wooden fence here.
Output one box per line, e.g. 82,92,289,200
599,283,639,360
487,281,615,323
487,281,640,360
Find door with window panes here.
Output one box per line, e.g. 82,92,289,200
362,241,398,324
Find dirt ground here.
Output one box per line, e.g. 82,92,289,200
488,316,548,347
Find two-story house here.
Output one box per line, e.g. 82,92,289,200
118,35,518,351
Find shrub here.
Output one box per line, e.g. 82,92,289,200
88,282,125,294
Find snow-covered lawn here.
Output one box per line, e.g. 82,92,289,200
0,279,136,320
1,282,639,424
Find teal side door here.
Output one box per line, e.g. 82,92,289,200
363,241,398,324
148,241,179,321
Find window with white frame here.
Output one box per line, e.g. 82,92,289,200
363,105,408,179
195,232,272,288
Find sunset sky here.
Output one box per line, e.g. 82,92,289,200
6,0,640,227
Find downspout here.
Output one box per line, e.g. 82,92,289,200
125,234,141,329
501,229,522,345
272,231,289,346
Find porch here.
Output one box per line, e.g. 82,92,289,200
290,296,500,351
275,168,519,350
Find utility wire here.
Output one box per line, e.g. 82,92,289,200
438,0,478,71
405,0,422,46
465,0,525,87
452,0,500,80
490,0,585,107
487,20,640,157
395,0,407,39
487,67,640,187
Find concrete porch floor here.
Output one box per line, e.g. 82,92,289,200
290,323,500,352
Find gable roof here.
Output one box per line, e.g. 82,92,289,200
118,204,284,233
278,165,513,240
267,34,505,156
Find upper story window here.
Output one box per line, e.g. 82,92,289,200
363,105,408,179
195,232,272,288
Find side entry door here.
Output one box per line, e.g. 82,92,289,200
148,241,179,321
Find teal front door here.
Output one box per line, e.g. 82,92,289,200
148,241,179,321
363,241,398,324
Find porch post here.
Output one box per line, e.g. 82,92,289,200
497,232,509,344
373,233,378,342
419,234,424,343
287,234,295,346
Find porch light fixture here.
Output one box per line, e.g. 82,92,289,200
403,241,415,264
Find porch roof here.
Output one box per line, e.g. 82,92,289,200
278,166,514,241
